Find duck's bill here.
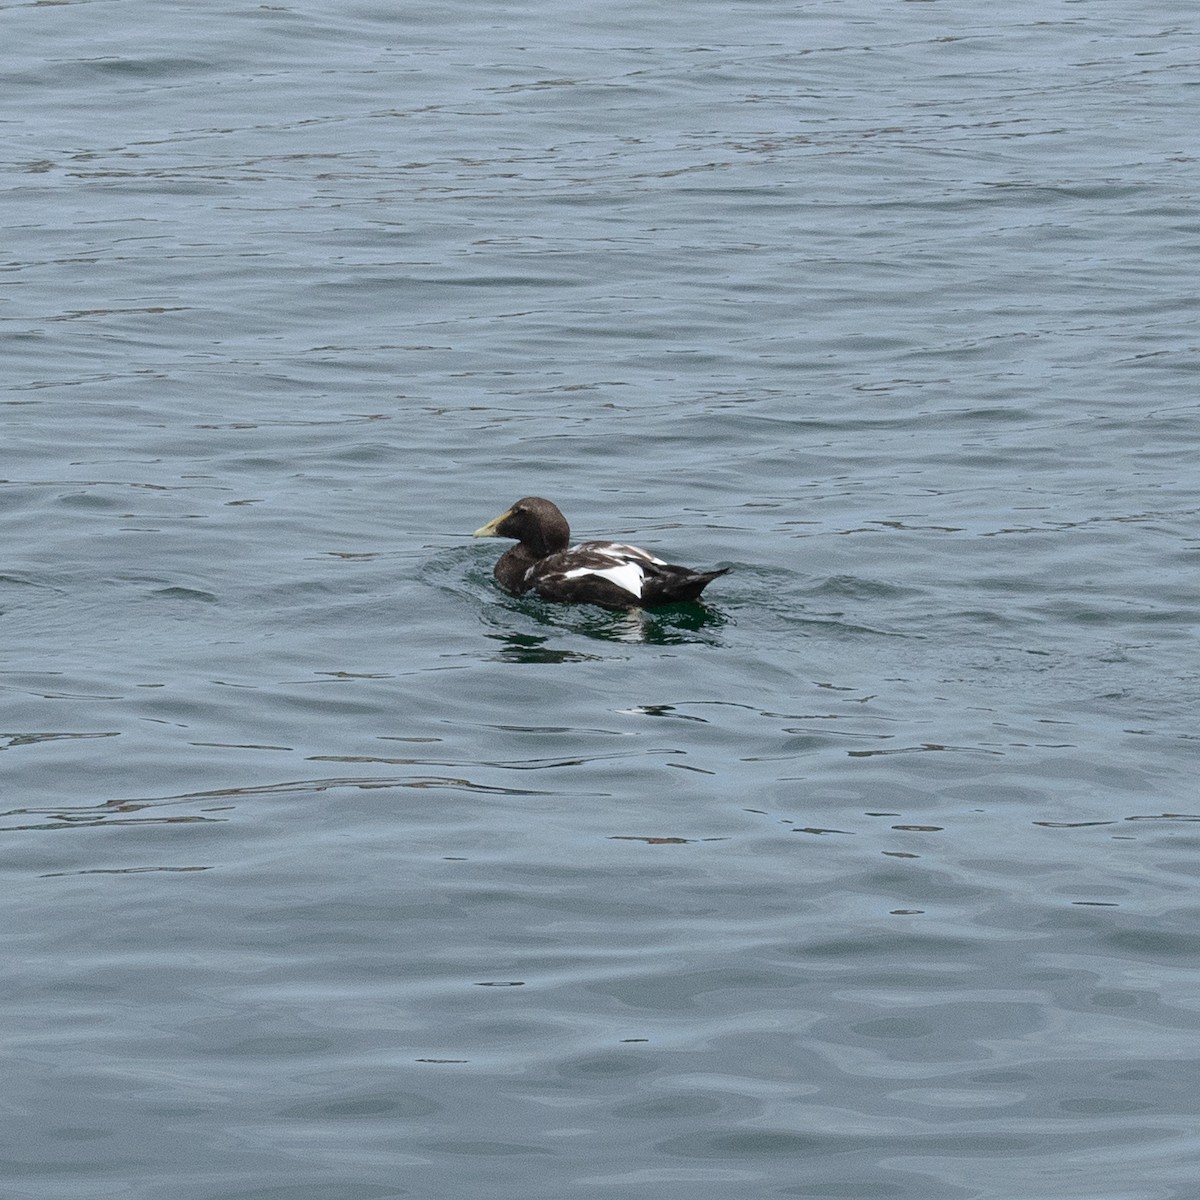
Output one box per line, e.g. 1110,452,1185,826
473,510,511,538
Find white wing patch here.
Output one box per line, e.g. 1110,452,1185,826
561,561,645,598
576,540,666,565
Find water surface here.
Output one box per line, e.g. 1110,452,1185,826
4,1,1200,1197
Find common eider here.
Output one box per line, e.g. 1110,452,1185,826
473,497,729,610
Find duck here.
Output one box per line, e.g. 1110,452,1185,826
473,496,729,610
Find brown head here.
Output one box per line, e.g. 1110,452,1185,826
473,497,571,561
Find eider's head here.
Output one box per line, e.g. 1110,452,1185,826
473,496,570,560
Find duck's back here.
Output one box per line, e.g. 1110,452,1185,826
527,541,726,610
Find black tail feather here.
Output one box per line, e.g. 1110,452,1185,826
643,564,730,605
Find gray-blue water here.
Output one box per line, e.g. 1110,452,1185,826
4,2,1199,1197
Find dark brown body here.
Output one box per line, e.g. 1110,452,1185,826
474,497,728,610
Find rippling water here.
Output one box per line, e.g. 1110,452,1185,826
4,1,1200,1197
